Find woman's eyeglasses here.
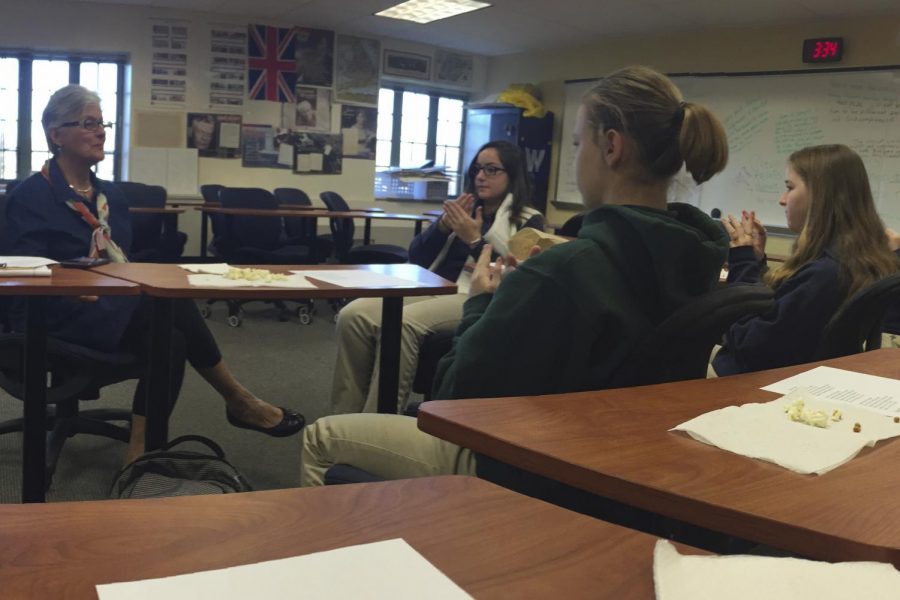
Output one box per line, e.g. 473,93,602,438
470,164,506,177
58,118,113,132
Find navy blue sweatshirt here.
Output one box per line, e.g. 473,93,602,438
712,245,845,375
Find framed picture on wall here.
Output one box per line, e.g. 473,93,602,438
335,34,380,105
383,50,431,80
434,49,473,87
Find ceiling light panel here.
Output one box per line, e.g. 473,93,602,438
375,0,491,24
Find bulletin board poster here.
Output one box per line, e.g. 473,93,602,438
149,20,189,108
282,87,332,132
241,124,289,169
209,25,246,111
292,133,343,175
295,27,335,88
341,105,377,159
187,113,242,159
335,35,380,106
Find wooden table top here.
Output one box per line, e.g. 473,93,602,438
419,350,900,566
94,262,456,300
0,476,705,599
196,206,435,221
0,265,139,296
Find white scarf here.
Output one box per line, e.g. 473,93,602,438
429,193,540,294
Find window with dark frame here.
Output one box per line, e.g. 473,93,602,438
0,52,126,187
375,85,465,198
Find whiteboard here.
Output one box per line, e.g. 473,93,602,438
556,69,900,229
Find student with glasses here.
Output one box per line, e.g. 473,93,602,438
329,140,544,414
2,85,304,464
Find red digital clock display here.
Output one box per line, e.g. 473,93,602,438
802,38,843,63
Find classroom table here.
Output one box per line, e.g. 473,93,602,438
94,263,456,449
0,267,140,503
0,476,706,598
197,205,432,257
418,349,900,566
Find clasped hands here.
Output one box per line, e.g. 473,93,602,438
722,210,766,261
438,193,483,246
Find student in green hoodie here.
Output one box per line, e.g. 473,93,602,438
300,65,730,486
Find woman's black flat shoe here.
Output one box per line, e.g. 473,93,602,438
226,407,305,437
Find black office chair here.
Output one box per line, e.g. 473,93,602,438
0,303,186,494
609,283,775,386
118,181,187,262
318,191,409,321
208,187,315,326
402,329,456,418
555,213,585,237
814,272,900,360
272,187,321,324
200,184,226,258
273,187,331,262
319,191,408,264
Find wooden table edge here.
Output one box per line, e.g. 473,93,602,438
418,405,900,566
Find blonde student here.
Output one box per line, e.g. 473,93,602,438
713,144,899,376
301,65,729,486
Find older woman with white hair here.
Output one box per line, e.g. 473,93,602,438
3,85,304,463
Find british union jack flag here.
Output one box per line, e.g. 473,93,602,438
247,24,297,102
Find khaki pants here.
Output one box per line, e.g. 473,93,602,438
330,294,467,414
882,333,900,349
300,414,477,486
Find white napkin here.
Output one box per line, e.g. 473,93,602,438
0,266,51,277
179,263,231,275
671,390,900,474
653,540,900,600
186,273,316,289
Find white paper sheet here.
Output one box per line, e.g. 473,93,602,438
96,538,472,600
277,143,293,166
295,270,421,288
653,540,900,600
672,390,900,474
342,128,360,155
131,147,199,197
179,263,230,275
762,366,900,417
307,153,324,171
217,122,240,148
166,148,199,196
187,273,316,289
0,256,58,268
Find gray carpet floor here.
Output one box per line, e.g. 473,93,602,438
0,299,386,504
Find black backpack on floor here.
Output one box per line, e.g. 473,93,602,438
110,435,252,499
